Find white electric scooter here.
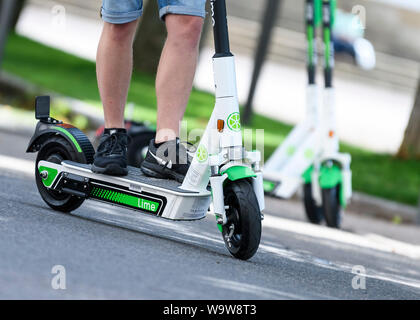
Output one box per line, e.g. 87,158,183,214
263,0,352,228
27,0,264,260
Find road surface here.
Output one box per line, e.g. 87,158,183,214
1,129,420,299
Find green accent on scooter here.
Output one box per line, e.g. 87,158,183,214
38,166,58,187
307,25,315,66
302,164,346,207
314,0,322,26
263,180,276,192
286,145,296,156
216,217,223,233
319,164,341,189
314,0,336,27
52,127,82,153
90,186,159,213
222,166,256,182
324,28,331,67
227,112,241,132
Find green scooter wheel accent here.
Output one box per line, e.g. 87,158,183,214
302,164,346,207
52,127,82,153
221,166,256,182
216,218,223,233
38,166,58,188
302,163,345,228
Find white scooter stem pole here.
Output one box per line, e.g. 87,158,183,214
306,0,319,124
322,0,339,154
181,0,243,196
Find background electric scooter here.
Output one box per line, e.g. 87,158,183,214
263,0,352,228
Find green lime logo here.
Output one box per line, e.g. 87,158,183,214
286,145,296,156
227,112,241,132
196,145,208,163
304,148,314,160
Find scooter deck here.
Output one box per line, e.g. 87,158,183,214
62,161,198,195
38,160,211,220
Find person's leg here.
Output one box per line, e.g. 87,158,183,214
96,20,139,129
140,14,204,182
154,14,204,143
93,0,142,176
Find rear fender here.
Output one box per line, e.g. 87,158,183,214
27,122,95,164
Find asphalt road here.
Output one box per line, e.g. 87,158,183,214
1,129,420,299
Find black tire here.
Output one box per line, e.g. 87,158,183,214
127,133,155,167
35,136,85,212
303,183,324,224
322,185,342,228
222,180,262,260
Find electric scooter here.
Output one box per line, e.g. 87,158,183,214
26,0,264,260
263,0,352,228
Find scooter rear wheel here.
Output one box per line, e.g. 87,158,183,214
322,186,342,228
35,136,85,212
222,180,262,260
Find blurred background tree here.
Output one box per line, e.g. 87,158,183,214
0,0,25,68
9,0,26,30
132,0,166,75
398,79,420,160
132,0,209,75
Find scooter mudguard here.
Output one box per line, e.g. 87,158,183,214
221,165,265,212
213,165,259,232
221,165,256,182
303,163,346,207
26,121,95,164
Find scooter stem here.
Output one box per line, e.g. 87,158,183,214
211,0,232,57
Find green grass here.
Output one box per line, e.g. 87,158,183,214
3,33,420,206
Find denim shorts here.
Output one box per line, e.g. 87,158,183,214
101,0,206,24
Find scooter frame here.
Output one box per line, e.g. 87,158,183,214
27,0,264,257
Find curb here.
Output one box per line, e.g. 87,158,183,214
348,192,419,224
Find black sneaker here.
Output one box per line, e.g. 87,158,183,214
92,128,129,176
140,138,193,183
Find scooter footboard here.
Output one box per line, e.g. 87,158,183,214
37,160,212,221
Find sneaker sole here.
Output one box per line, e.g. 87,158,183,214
91,163,128,176
140,165,185,183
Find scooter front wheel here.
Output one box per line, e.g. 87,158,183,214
35,136,85,212
303,183,324,224
222,180,262,260
322,186,342,228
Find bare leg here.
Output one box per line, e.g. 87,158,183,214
96,20,138,129
155,15,204,143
